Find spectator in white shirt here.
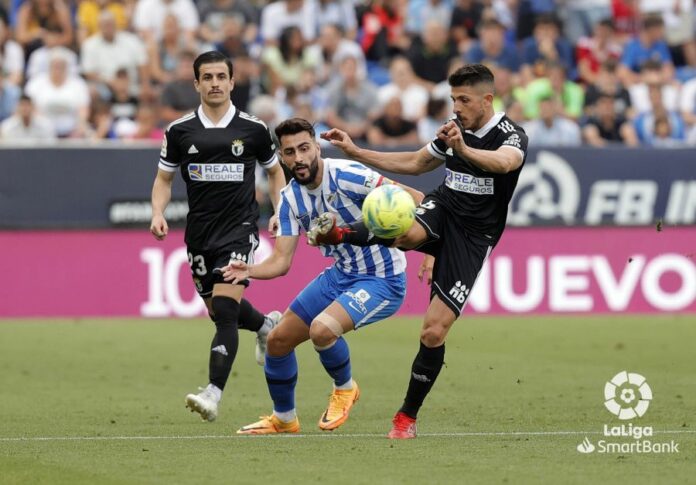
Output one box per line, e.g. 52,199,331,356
377,56,429,121
25,48,91,137
133,0,200,44
523,96,582,147
1,16,24,86
310,23,366,85
0,94,56,141
81,11,150,99
260,0,317,44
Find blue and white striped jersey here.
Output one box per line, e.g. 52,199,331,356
277,158,407,277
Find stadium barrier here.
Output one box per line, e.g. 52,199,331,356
1,227,694,318
1,144,694,228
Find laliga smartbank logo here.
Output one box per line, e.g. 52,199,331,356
576,371,679,454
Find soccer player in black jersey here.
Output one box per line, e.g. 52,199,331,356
317,64,528,438
149,51,287,422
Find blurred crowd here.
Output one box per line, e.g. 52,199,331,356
2,0,696,147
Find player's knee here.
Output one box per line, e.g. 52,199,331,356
211,296,240,327
309,321,337,348
420,317,450,347
266,328,294,357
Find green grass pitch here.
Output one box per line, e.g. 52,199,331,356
1,315,694,484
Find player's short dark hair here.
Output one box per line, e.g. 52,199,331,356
448,64,495,88
193,51,234,80
275,118,316,143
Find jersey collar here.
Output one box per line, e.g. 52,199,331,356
197,103,236,128
465,112,505,138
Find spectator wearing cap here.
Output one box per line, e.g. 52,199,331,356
0,93,55,141
523,96,582,146
618,15,673,85
582,92,639,146
575,18,622,85
520,14,575,85
465,18,520,73
25,48,90,137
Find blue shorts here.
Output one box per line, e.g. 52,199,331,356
289,266,406,329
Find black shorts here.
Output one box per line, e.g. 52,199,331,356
186,233,260,298
413,193,494,317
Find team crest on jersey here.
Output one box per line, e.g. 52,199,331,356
231,139,245,156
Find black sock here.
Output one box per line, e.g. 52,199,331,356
237,298,265,332
341,221,395,247
208,296,240,390
399,342,445,419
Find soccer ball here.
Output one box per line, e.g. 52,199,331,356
362,184,416,238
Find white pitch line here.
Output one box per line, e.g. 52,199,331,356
1,430,695,442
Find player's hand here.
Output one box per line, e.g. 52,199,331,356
320,128,359,157
268,214,279,238
418,255,434,285
307,212,338,246
150,214,169,240
437,120,467,157
222,260,249,284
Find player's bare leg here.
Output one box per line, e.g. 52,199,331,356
185,283,244,421
310,302,360,431
389,295,456,439
238,310,309,434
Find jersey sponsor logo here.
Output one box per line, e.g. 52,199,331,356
498,120,515,134
448,281,470,304
231,139,245,156
445,168,494,195
502,133,522,150
188,163,244,182
347,289,371,314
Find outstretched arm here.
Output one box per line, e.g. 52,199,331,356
321,128,443,175
222,235,299,283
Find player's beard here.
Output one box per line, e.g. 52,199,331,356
292,154,320,185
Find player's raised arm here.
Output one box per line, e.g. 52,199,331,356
320,128,443,175
222,235,299,283
150,168,175,240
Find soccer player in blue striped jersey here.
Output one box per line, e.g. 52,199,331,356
222,118,423,434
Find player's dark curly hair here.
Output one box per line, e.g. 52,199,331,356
193,51,234,80
275,118,316,141
448,64,494,88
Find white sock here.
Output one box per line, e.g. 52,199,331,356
335,379,353,391
257,316,273,337
273,409,297,422
205,383,222,403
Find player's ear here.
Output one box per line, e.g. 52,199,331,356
193,79,200,93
